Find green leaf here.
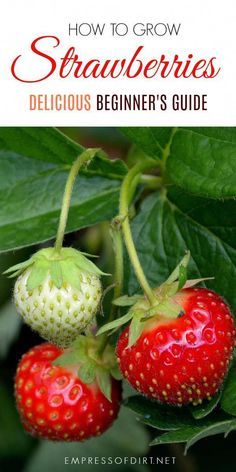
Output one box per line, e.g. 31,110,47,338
26,260,49,291
0,149,124,253
97,311,134,336
125,396,196,431
150,417,236,452
0,301,21,359
190,390,222,419
96,367,112,401
166,128,236,199
150,426,204,446
0,128,127,178
124,191,236,311
184,419,236,453
0,126,127,179
122,127,173,161
124,127,236,198
78,361,96,384
221,365,236,416
128,312,145,347
113,294,142,307
24,408,149,472
0,128,83,165
170,186,236,248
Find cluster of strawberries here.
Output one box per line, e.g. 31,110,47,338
7,245,235,442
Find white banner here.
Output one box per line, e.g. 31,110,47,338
0,0,235,125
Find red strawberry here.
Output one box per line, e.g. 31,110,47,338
116,288,236,406
15,343,121,441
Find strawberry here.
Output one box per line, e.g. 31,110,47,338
116,288,235,406
15,342,121,441
5,247,105,347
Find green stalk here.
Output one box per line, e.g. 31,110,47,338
98,225,124,355
119,160,157,306
54,148,99,252
109,227,124,317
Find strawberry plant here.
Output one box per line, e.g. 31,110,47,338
1,126,236,470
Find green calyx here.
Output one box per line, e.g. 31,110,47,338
97,251,214,347
4,247,108,292
53,335,122,401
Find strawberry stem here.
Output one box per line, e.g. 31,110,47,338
119,160,158,307
54,148,100,252
97,224,124,355
110,225,124,312
140,174,162,189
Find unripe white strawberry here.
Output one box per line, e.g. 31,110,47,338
6,247,104,347
14,269,102,347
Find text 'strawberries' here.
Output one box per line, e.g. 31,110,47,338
6,247,105,347
116,288,236,406
15,343,121,441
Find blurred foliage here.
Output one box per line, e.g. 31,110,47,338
24,409,149,472
0,301,21,359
